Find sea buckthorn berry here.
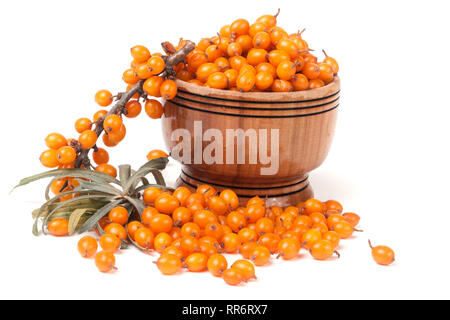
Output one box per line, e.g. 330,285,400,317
277,60,296,80
45,133,67,150
278,238,301,260
258,233,280,254
143,76,164,97
325,200,343,214
199,242,218,256
156,254,182,275
309,79,325,89
154,232,173,253
154,194,179,214
204,222,224,240
249,22,268,37
302,63,320,80
239,241,259,259
237,228,257,243
134,227,154,249
271,79,294,92
173,207,192,226
222,268,243,286
149,213,173,233
230,19,250,38
255,217,274,236
103,115,123,133
224,69,238,88
214,57,230,71
141,207,159,227
342,212,360,227
131,45,151,63
304,198,326,215
269,26,288,46
231,260,256,281
291,73,309,91
78,130,98,149
310,212,327,225
196,184,216,200
193,210,218,229
323,231,340,248
187,51,208,73
322,49,339,74
96,164,117,178
107,124,126,144
207,196,228,215
229,56,247,71
236,71,256,92
267,50,290,67
77,236,98,258
99,234,121,253
104,223,127,241
369,240,395,266
220,25,231,37
162,246,184,260
303,53,318,65
221,233,241,253
95,251,116,273
227,42,243,57
108,206,128,225
40,149,59,168
95,90,113,107
127,221,144,240
147,149,168,161
332,221,356,239
301,228,322,248
276,213,295,229
250,245,271,266
170,226,182,240
180,235,200,254
176,69,193,82
145,99,164,119
207,254,228,277
207,72,228,89
252,31,271,50
102,133,117,147
256,9,280,29
93,110,108,122
50,178,68,195
276,38,300,58
196,63,220,82
57,146,77,165
327,214,345,229
310,240,338,260
256,62,276,78
160,79,177,100
135,64,153,79
247,48,268,66
205,45,223,62
319,63,335,84
147,56,165,75
227,211,247,232
122,68,139,85
239,64,256,76
93,148,109,165
235,35,253,53
48,218,69,236
255,71,274,90
313,221,329,234
181,222,201,239
245,204,265,223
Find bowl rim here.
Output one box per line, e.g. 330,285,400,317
175,76,340,102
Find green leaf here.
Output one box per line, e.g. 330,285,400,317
123,158,168,194
119,165,132,185
76,179,122,196
95,219,128,249
12,168,121,193
42,195,111,234
68,208,96,235
77,200,122,234
124,196,145,216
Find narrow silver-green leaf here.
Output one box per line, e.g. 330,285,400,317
68,208,95,235
123,158,168,193
124,196,145,216
12,168,121,192
77,179,122,196
78,200,122,234
119,165,132,185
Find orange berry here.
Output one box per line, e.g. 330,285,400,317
108,206,129,225
302,229,322,249
122,68,139,84
255,71,274,90
103,115,123,133
245,204,265,223
343,212,360,227
256,10,279,29
277,60,297,80
93,110,108,122
271,79,294,92
154,194,179,215
250,245,271,266
247,48,268,66
104,223,127,241
160,79,177,100
323,231,340,248
47,218,69,236
173,187,192,207
57,146,77,165
196,63,220,82
231,260,256,281
143,76,164,97
78,130,98,149
99,234,121,253
40,149,59,168
147,149,168,161
267,49,290,67
75,118,93,134
257,233,280,254
147,56,165,75
369,240,395,266
236,71,256,92
252,31,271,49
204,222,224,240
310,240,337,260
124,100,142,118
96,164,117,178
154,232,173,253
143,187,163,205
130,45,151,63
230,19,250,38
156,254,182,275
92,148,109,165
45,133,67,150
239,241,259,259
237,228,257,243
77,236,98,258
193,210,217,229
235,35,253,53
277,238,301,260
222,268,243,286
95,251,116,273
134,227,154,249
291,73,309,91
145,99,164,119
181,222,201,239
227,211,247,232
95,90,113,107
304,198,326,215
207,253,228,277
332,221,355,239
184,253,208,272
221,233,241,253
127,220,144,240
206,72,228,89
309,79,325,89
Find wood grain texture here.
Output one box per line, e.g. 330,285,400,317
162,77,340,207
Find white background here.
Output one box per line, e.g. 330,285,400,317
1,0,449,300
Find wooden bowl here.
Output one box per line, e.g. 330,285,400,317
162,77,340,206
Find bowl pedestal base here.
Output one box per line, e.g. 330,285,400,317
175,169,314,207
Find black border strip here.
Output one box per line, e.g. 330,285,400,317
181,170,308,190
175,94,340,111
169,100,339,118
178,88,340,104
180,175,310,198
